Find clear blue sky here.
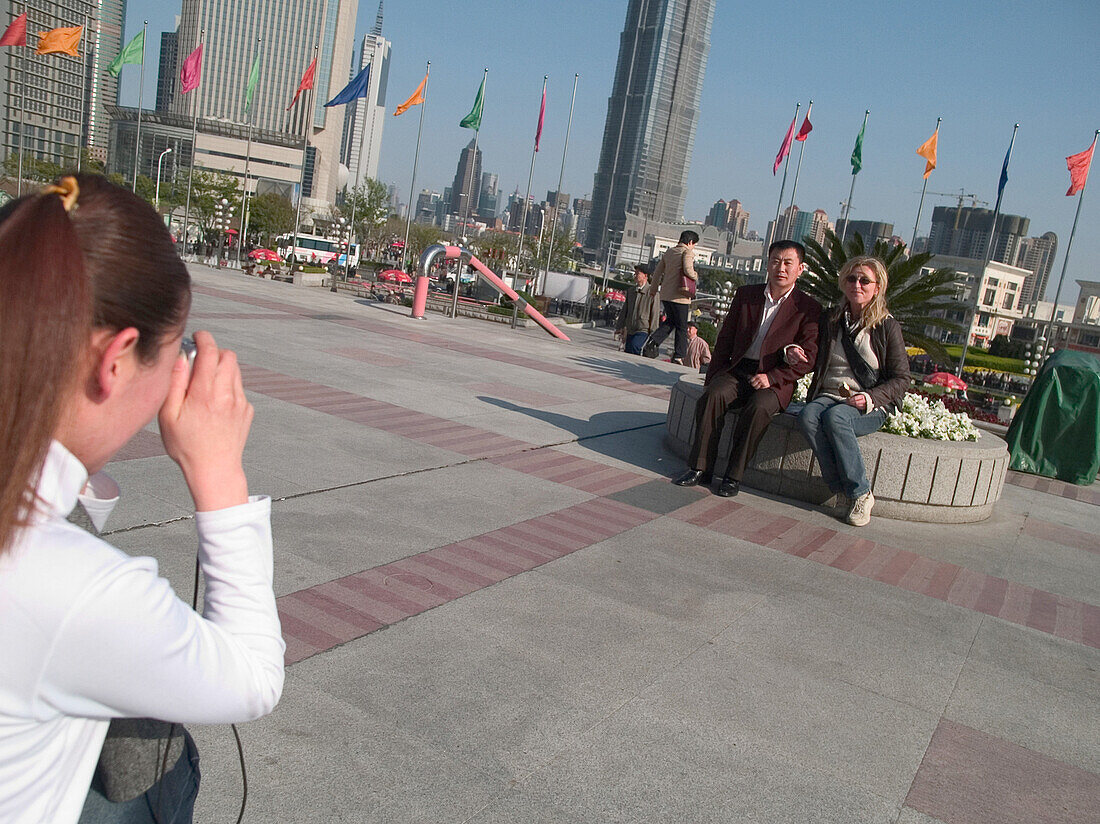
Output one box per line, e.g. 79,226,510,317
121,1,1100,304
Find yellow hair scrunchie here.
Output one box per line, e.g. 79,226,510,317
42,176,79,213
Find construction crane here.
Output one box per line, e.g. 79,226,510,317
927,189,991,229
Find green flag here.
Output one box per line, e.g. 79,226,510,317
107,30,144,77
244,54,261,114
459,75,485,130
850,119,866,175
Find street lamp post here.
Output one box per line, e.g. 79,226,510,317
330,216,346,292
155,147,173,220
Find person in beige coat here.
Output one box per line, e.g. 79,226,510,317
648,230,699,363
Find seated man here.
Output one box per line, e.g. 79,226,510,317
673,240,821,496
685,322,711,371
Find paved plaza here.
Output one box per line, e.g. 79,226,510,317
101,265,1098,823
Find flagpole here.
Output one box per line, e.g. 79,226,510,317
293,44,319,264
76,14,88,172
182,28,204,259
772,102,799,244
130,21,147,191
542,72,578,295
1044,128,1099,358
786,99,812,238
840,109,869,243
911,116,942,252
344,58,373,291
515,76,545,282
238,35,260,269
958,122,1018,375
400,64,429,274
458,68,487,241
16,3,27,195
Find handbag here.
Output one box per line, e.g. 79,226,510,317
680,274,696,298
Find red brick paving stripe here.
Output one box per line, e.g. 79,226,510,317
277,609,343,653
356,567,451,611
469,531,560,564
1021,517,1100,555
905,718,1100,824
112,429,168,462
443,542,529,578
493,520,579,556
568,467,650,495
667,495,1097,649
390,556,485,598
279,590,379,641
522,512,608,550
308,580,395,625
332,574,423,619
1006,470,1100,506
414,552,497,588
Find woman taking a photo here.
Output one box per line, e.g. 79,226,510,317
787,256,910,526
0,175,284,822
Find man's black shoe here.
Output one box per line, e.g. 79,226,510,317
672,469,711,487
715,478,740,497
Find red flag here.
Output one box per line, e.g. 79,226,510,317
0,13,26,47
773,112,798,175
1065,137,1096,196
180,44,202,94
795,115,812,142
534,86,546,152
287,58,316,110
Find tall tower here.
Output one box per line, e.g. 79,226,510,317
341,4,390,188
450,138,482,222
173,0,358,205
585,0,715,257
1,0,124,166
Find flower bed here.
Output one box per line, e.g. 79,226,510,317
793,374,982,441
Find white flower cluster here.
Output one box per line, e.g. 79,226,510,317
792,373,980,441
882,393,981,442
793,373,813,403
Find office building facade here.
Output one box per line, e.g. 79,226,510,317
586,0,716,258
1014,231,1058,306
341,7,389,189
927,206,1030,265
1,0,124,167
173,0,357,205
449,138,482,224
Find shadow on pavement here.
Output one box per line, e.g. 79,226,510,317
479,397,673,476
571,355,686,388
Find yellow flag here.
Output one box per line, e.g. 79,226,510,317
917,128,938,179
36,25,82,56
393,71,428,117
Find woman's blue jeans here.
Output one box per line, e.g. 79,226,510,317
797,396,887,497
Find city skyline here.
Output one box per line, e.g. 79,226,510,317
111,0,1099,304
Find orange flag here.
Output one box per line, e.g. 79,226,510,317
916,128,938,179
36,25,82,56
393,71,428,117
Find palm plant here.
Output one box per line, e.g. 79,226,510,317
801,230,962,364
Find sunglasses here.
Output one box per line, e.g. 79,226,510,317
844,275,877,287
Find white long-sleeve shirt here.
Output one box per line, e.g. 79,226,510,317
0,441,284,823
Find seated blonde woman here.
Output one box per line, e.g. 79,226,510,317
787,256,910,525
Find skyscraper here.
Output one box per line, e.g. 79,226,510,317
585,0,715,257
1,1,124,166
341,4,390,188
156,30,178,112
450,138,482,223
1015,231,1058,305
927,206,1030,265
173,0,358,205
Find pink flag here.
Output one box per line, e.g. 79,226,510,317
773,112,798,174
180,44,202,94
534,87,546,152
795,115,813,142
1066,137,1096,196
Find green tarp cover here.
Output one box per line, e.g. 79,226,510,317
1006,349,1100,485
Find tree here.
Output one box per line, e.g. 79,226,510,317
247,192,295,245
695,265,743,295
404,223,446,270
340,178,388,254
801,230,962,364
181,168,241,235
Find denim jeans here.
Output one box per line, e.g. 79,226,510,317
625,331,649,355
797,396,887,497
78,730,200,824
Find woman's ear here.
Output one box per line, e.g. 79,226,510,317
91,327,140,401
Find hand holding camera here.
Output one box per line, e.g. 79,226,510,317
159,330,253,512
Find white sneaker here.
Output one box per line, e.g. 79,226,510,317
846,491,874,526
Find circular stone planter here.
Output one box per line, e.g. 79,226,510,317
665,374,1009,523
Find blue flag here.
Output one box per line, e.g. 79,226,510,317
324,64,371,107
997,143,1010,200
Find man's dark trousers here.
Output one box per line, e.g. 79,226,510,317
688,358,782,481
